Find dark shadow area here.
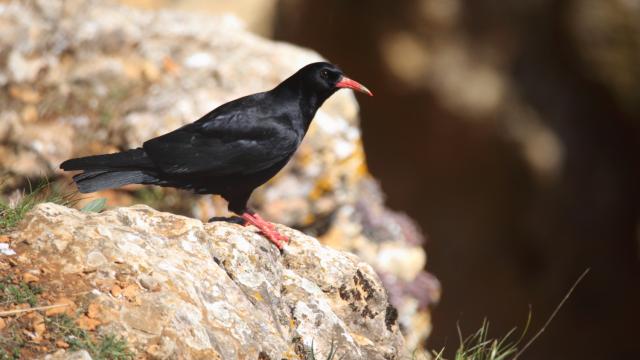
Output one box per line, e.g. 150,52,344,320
274,0,640,358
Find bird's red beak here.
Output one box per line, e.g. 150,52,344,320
336,76,373,96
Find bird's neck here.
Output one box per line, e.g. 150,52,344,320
299,90,324,120
273,79,331,130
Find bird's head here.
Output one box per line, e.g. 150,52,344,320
293,62,373,98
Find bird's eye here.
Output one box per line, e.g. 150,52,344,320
320,70,329,79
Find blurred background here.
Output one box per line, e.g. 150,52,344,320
2,0,639,359
270,1,640,358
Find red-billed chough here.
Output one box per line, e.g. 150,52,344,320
60,62,372,249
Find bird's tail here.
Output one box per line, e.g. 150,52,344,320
60,148,158,193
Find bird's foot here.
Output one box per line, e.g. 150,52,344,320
208,216,244,225
241,212,288,250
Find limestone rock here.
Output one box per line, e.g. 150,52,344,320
119,0,279,37
13,203,404,359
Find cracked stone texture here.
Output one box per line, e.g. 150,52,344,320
0,0,438,349
14,203,404,359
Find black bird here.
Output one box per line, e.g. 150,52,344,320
60,62,372,249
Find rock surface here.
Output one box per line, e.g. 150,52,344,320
10,203,403,359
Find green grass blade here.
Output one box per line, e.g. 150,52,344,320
81,198,107,213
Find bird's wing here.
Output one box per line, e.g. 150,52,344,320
142,110,299,176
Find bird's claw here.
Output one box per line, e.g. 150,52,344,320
241,213,289,250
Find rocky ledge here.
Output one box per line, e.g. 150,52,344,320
6,203,404,359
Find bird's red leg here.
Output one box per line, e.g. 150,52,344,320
241,213,288,249
252,214,284,235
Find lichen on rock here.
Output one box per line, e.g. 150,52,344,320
11,203,404,359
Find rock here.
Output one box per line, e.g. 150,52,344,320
45,297,76,317
13,203,404,359
120,0,279,37
22,272,40,283
2,119,75,177
55,340,70,349
0,242,16,256
76,315,101,331
31,314,46,338
7,50,48,83
322,179,440,349
110,284,122,298
86,302,101,319
54,350,92,360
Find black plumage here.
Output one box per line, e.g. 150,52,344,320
60,62,372,248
